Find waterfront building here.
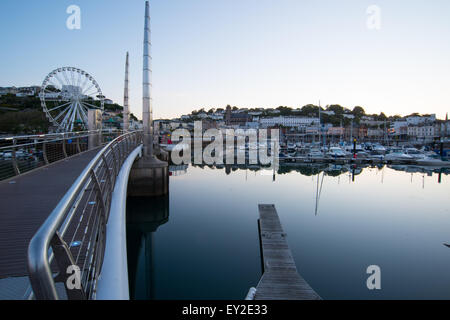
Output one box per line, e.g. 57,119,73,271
405,114,436,125
367,128,384,138
259,116,319,128
225,105,252,126
327,127,344,136
407,124,436,142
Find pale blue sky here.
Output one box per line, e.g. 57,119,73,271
1,0,449,119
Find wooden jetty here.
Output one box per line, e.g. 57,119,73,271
254,204,320,300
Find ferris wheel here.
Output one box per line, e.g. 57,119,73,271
40,67,104,132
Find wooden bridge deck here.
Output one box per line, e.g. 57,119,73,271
255,204,320,300
0,148,101,282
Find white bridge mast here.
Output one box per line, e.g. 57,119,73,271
142,0,153,158
123,52,130,131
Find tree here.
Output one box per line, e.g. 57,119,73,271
327,104,345,116
277,106,293,116
352,106,366,118
375,112,387,121
300,104,321,116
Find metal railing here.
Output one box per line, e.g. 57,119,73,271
27,131,143,300
0,129,123,182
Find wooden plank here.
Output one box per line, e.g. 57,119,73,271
254,204,320,300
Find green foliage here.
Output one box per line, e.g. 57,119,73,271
0,94,127,134
0,110,49,134
276,106,293,116
352,106,365,117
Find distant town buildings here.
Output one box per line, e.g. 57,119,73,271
161,107,449,146
260,116,319,128
2,86,449,144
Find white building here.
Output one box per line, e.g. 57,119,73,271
260,116,319,128
41,92,60,99
360,120,384,126
246,121,260,129
209,113,224,120
130,119,143,130
391,120,408,136
405,114,436,125
367,128,384,137
435,121,450,137
407,125,435,139
0,87,18,95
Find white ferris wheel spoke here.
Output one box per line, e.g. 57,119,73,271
61,70,71,87
53,104,71,121
80,75,90,93
81,101,100,109
47,101,72,113
54,73,66,88
78,103,89,124
62,103,77,132
82,83,96,96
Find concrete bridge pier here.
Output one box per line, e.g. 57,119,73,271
128,155,168,197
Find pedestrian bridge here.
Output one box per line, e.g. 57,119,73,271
0,130,145,299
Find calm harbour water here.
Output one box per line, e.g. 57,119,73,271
126,164,450,300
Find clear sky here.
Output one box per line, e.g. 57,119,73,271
1,0,449,120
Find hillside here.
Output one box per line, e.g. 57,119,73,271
0,94,132,134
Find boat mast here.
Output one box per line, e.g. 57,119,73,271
318,100,321,148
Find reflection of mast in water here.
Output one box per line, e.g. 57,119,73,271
314,172,325,216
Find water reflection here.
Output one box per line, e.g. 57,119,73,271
191,162,450,183
126,196,169,300
127,162,450,299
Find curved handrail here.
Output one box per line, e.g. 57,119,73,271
0,129,124,181
27,130,143,300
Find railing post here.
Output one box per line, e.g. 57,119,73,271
62,133,68,158
50,232,87,300
99,129,103,146
90,169,107,271
111,143,118,177
117,139,123,164
76,136,81,154
102,154,113,194
42,139,49,165
11,138,20,176
91,169,107,218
